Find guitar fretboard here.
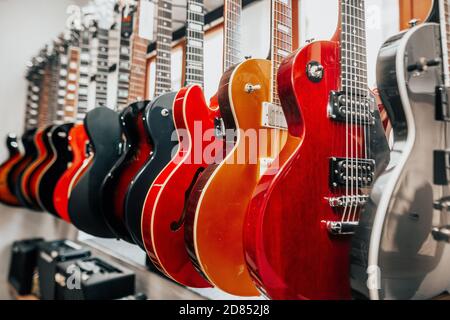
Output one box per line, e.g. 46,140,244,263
37,63,52,129
128,0,149,103
64,46,81,122
223,0,242,72
440,0,450,86
155,0,173,96
55,49,70,124
95,28,110,107
271,0,293,106
185,0,205,87
77,27,91,121
24,70,43,131
340,0,368,97
116,8,133,111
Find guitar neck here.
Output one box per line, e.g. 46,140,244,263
439,0,450,86
185,0,205,87
128,0,149,104
117,7,133,111
271,0,293,105
54,49,70,124
95,28,110,108
77,27,92,122
155,0,173,96
340,0,368,97
223,0,242,72
64,44,81,123
37,63,52,128
24,71,42,131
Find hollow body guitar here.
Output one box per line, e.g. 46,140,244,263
0,134,22,206
185,59,287,296
142,85,215,288
68,107,122,238
351,22,450,300
37,123,74,215
18,127,54,210
53,124,90,222
124,92,178,248
101,100,153,241
244,39,389,299
8,129,38,207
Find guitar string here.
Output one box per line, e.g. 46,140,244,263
343,0,350,223
351,0,357,223
352,0,360,223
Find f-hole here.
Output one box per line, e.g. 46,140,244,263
170,167,206,232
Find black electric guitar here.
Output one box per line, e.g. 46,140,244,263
123,0,177,248
100,0,152,242
68,0,123,238
38,26,83,215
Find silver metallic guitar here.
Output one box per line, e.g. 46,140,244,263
351,0,450,300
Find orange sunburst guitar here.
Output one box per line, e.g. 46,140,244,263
184,0,291,296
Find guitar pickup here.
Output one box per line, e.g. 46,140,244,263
330,157,376,188
328,91,375,125
433,150,450,185
436,86,450,121
261,102,288,130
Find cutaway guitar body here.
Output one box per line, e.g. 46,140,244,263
68,107,122,238
37,123,74,216
124,92,178,248
8,129,38,207
185,59,287,297
244,41,388,299
53,123,90,222
142,85,214,288
101,100,153,242
0,134,22,206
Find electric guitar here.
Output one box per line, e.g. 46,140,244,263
0,61,43,207
352,0,450,300
141,0,219,287
243,0,389,299
68,0,123,238
53,15,95,222
14,46,55,210
185,0,289,297
100,0,153,242
123,0,178,248
37,26,83,215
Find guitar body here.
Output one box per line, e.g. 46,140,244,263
124,92,178,248
68,107,122,238
37,123,74,215
8,129,38,206
142,85,214,288
185,59,287,296
53,124,90,222
0,134,22,206
243,41,389,300
17,127,52,210
101,100,152,241
351,23,450,300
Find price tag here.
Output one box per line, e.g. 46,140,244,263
139,0,155,41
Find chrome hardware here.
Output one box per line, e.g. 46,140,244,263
407,57,441,73
327,221,359,235
161,109,170,117
433,197,450,211
328,195,369,208
261,102,288,130
329,91,375,125
245,83,262,93
330,157,376,188
432,226,450,243
305,38,315,44
408,19,420,28
214,117,226,138
245,55,252,60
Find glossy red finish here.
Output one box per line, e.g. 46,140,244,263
244,41,365,299
0,153,22,206
53,124,89,222
20,130,48,205
142,85,215,287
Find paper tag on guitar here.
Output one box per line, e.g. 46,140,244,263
139,0,155,41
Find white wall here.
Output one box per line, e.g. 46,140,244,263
0,0,88,163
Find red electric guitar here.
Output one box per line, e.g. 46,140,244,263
244,0,388,299
141,0,218,287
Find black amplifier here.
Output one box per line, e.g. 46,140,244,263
54,257,135,300
37,240,91,300
8,238,45,295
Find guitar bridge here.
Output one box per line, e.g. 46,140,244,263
326,221,358,235
328,195,369,208
432,226,450,243
261,102,288,130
